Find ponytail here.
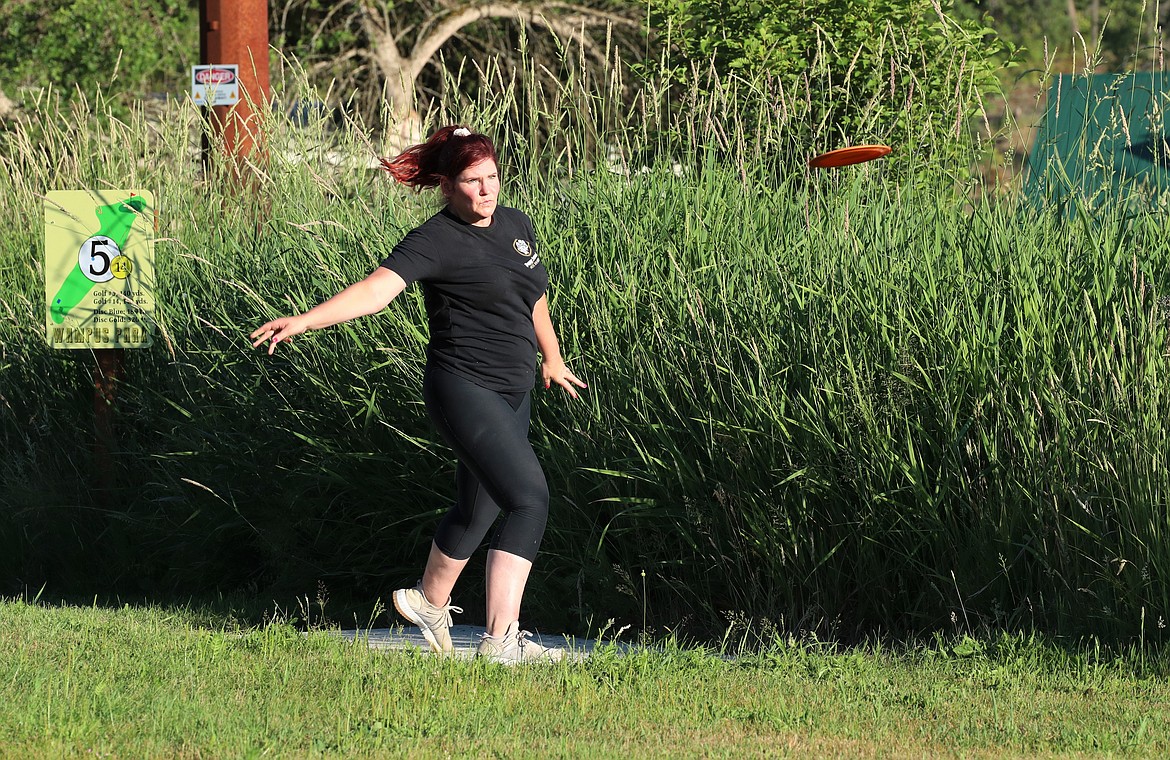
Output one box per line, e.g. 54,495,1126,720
380,126,498,188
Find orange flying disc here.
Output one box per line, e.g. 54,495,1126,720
808,144,892,169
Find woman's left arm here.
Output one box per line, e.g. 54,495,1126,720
533,294,587,399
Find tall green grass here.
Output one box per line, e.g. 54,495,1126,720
2,51,1169,644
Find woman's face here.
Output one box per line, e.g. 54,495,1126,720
442,158,499,227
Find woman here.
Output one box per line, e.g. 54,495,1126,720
251,125,585,663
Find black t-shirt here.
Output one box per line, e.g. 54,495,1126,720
380,205,550,392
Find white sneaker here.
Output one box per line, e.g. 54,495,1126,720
392,582,462,655
477,620,564,664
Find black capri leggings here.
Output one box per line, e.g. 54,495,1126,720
423,366,549,562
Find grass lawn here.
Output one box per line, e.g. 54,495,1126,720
1,599,1167,758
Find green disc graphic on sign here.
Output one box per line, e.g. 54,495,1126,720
44,190,156,348
50,196,147,323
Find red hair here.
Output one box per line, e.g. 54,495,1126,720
380,125,498,188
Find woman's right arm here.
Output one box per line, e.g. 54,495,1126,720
251,267,407,355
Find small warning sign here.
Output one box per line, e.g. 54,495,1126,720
191,64,240,106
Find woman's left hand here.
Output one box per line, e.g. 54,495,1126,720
542,358,587,399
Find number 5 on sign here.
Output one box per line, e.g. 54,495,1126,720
44,190,156,348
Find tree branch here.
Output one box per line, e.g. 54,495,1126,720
408,2,637,81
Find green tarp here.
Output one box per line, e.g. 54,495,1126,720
1024,72,1169,211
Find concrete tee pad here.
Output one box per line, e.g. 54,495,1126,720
336,624,629,661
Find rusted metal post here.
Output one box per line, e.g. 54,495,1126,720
199,0,270,173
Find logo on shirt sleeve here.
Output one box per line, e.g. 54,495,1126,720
513,239,540,269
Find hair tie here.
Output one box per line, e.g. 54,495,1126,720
453,127,472,137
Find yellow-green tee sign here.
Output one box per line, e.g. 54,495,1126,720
44,190,155,348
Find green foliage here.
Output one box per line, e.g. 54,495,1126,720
648,0,1011,154
956,0,1166,70
0,0,197,102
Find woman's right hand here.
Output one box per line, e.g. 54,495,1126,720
251,315,309,355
